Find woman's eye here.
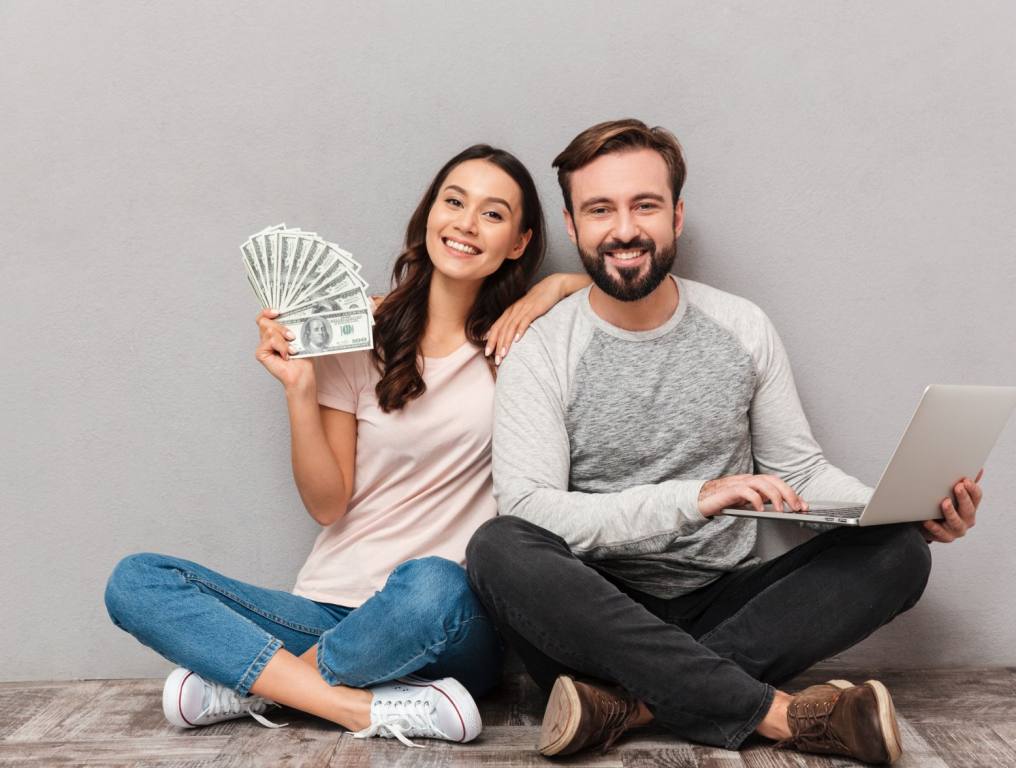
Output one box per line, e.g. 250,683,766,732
483,211,504,221
445,198,463,208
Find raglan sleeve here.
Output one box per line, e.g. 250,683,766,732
492,331,710,558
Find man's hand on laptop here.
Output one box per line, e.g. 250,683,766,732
922,469,984,543
698,474,807,518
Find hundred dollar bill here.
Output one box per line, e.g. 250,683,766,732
280,232,325,310
285,308,374,359
277,285,372,322
290,245,367,309
242,223,285,308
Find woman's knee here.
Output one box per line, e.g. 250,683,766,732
104,552,172,629
390,556,480,622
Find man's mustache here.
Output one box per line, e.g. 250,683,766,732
596,238,656,257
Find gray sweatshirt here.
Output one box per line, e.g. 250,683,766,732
492,276,873,598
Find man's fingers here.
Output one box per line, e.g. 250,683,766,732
941,498,966,536
740,487,765,513
749,476,797,512
956,483,977,527
924,519,955,543
749,477,785,511
965,478,983,508
764,474,804,511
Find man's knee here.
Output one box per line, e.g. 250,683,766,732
873,524,932,607
466,515,547,586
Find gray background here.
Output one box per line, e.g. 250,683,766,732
2,1,1014,682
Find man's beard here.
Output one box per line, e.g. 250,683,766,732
578,235,677,302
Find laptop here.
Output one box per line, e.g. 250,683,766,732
722,384,1016,526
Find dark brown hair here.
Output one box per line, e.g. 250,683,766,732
552,118,687,215
372,145,546,412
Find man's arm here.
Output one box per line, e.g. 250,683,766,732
493,336,708,558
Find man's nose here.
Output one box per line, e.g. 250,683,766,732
611,210,639,243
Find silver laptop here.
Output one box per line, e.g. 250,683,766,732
723,384,1016,526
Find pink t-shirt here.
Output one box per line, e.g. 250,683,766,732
291,342,496,607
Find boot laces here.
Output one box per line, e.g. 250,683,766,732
592,688,635,753
775,699,848,754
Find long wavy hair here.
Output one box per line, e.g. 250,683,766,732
372,145,546,412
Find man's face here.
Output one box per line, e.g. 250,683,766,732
564,147,684,302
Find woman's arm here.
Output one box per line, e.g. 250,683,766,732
256,309,356,526
485,273,592,364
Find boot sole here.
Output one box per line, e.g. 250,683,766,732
827,678,901,764
865,679,903,764
538,675,582,756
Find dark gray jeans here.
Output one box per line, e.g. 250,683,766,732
466,516,931,749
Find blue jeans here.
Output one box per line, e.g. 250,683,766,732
105,553,502,698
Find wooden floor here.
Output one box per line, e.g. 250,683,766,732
2,666,1015,767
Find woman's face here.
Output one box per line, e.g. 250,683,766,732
425,159,531,285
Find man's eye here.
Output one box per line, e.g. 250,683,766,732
590,207,608,215
636,203,658,211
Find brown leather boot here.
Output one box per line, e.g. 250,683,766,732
537,675,642,757
777,679,902,764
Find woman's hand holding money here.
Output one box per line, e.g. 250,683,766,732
255,309,316,393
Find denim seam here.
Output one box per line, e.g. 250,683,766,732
727,682,774,749
236,636,283,697
184,572,330,636
319,614,493,688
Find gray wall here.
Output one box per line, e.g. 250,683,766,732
2,1,1014,681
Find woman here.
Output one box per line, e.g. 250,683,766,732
104,144,590,747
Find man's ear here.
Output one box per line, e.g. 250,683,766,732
564,208,577,245
508,228,533,261
674,198,685,239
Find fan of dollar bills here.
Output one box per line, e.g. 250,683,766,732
240,224,374,358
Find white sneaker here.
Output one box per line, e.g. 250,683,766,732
352,675,482,747
162,667,285,728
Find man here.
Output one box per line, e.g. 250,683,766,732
466,119,983,765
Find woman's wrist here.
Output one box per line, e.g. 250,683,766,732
284,376,317,402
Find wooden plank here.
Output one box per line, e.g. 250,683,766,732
0,736,229,766
913,722,1016,768
212,728,342,768
0,686,59,739
991,720,1016,752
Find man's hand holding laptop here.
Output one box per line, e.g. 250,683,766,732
922,468,984,543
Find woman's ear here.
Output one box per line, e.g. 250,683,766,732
508,228,533,261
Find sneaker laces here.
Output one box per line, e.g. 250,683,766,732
201,684,287,729
351,696,449,748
